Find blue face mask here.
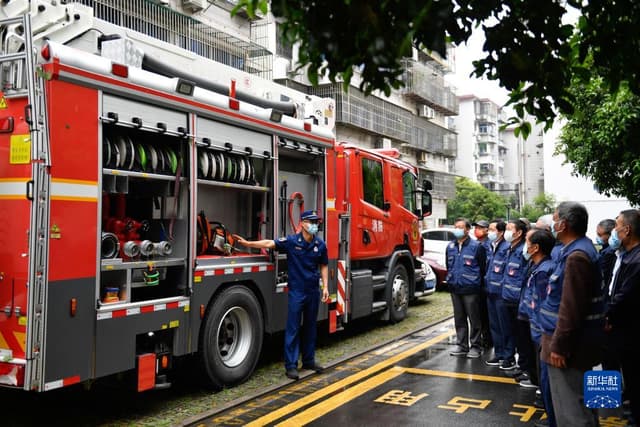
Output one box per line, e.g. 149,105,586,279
488,231,498,242
595,236,604,246
522,242,532,261
609,228,621,250
453,229,465,240
306,223,319,235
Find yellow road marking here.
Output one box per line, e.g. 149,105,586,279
277,367,405,426
402,367,518,384
277,366,517,426
245,329,454,427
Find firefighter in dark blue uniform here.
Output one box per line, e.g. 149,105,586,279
234,209,329,380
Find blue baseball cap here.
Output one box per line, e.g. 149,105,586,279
300,210,319,221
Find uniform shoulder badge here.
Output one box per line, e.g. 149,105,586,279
278,237,287,242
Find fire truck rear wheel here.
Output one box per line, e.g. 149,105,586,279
199,286,264,389
386,263,409,323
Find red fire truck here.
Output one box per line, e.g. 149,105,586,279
0,5,433,392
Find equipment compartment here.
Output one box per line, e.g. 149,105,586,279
194,118,274,258
99,119,190,305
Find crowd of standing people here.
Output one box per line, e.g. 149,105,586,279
445,202,639,427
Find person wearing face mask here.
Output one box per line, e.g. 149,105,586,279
234,209,329,381
446,218,487,359
595,218,617,286
473,219,492,350
519,228,557,427
536,213,562,261
595,218,623,380
498,219,530,373
539,202,606,427
604,209,640,426
484,219,511,367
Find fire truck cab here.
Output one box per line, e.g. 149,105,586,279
0,2,433,393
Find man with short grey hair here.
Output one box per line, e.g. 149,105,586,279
535,214,553,231
540,201,605,427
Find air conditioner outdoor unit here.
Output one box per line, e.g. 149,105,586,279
374,137,392,149
418,105,435,119
183,0,207,12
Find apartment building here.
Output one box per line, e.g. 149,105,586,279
502,121,545,209
454,95,547,210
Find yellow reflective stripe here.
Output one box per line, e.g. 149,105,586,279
0,178,98,201
0,178,28,199
51,179,98,201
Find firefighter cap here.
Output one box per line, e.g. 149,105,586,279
301,210,320,221
472,220,489,228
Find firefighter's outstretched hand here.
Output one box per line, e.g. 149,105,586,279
232,234,246,246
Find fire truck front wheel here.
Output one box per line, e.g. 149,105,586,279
199,286,264,389
386,263,409,323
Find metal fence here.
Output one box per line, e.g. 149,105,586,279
309,83,457,158
76,0,272,78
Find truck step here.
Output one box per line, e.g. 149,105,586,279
371,301,387,312
414,289,435,298
371,274,386,291
154,374,171,390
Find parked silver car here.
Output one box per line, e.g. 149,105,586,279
421,227,456,289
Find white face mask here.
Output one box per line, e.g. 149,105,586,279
504,230,514,243
488,231,498,242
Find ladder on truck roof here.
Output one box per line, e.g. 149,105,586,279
1,12,51,391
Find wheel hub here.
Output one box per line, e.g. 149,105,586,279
217,306,253,367
391,274,408,311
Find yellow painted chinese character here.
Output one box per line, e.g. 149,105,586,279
510,404,546,422
599,416,630,427
375,389,428,406
438,396,491,413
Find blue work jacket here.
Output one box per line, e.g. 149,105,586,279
274,233,328,293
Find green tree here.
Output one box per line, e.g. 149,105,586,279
557,77,640,206
234,1,640,205
447,177,509,223
533,192,556,214
235,0,640,136
519,192,557,221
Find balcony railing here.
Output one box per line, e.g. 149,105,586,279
401,59,458,115
477,133,498,144
308,83,458,158
76,0,273,78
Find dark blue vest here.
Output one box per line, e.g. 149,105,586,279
539,236,605,336
520,258,556,343
446,238,483,294
485,239,510,296
501,240,527,304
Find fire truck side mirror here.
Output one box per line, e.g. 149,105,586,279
422,179,433,191
421,191,432,217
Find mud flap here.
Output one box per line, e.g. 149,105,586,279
137,353,155,392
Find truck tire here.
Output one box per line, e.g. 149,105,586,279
199,286,264,389
386,263,409,323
